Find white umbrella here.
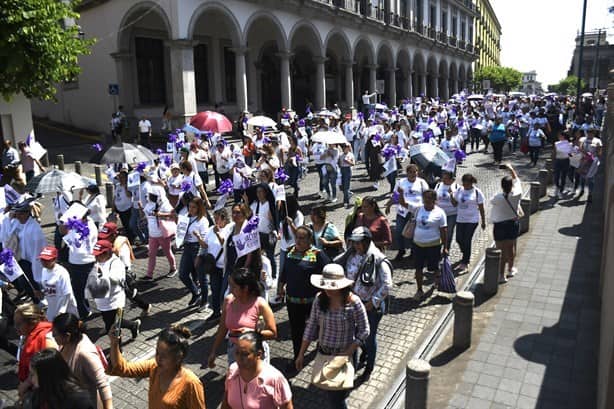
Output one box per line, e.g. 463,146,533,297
25,169,88,194
374,103,388,110
311,131,348,145
247,115,277,128
467,94,484,100
581,92,593,98
316,109,337,118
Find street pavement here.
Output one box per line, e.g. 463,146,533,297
427,175,601,409
0,127,552,408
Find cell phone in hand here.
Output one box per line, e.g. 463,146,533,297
114,308,123,338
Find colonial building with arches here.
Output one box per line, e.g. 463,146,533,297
32,0,477,134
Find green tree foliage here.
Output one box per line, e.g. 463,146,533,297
474,66,522,92
0,0,94,101
548,76,587,95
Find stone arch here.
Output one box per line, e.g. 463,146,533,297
188,3,243,107
289,20,324,58
116,1,172,112
449,61,458,96
412,51,426,97
244,14,287,115
325,30,352,107
426,55,439,97
289,21,324,113
376,42,395,105
396,48,411,99
353,36,376,103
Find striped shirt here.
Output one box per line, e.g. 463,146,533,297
303,294,369,354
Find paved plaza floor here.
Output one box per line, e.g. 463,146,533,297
0,129,562,408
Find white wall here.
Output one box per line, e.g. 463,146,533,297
0,94,34,146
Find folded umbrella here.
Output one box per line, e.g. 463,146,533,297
190,111,233,133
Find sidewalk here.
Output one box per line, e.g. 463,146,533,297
427,181,601,409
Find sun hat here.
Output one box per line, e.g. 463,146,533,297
348,226,372,242
310,263,354,290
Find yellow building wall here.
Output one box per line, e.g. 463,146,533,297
473,0,501,71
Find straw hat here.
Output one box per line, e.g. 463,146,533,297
310,264,354,290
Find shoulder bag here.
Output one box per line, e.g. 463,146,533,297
311,315,355,390
401,210,417,239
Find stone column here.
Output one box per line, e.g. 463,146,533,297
167,39,197,124
441,76,449,100
387,68,397,106
210,39,223,103
314,56,327,110
278,51,293,110
368,64,378,97
110,51,134,114
432,75,439,98
420,74,427,96
343,61,355,107
406,71,413,99
233,47,248,113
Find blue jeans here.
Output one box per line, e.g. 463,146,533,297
446,214,457,250
129,208,148,243
68,262,95,319
554,158,570,192
529,146,540,164
395,213,411,251
456,222,478,264
579,176,595,193
363,308,383,372
317,164,326,192
327,389,350,409
340,167,352,205
179,243,200,297
287,166,300,195
386,170,397,193
279,249,288,279
323,167,337,198
259,233,277,279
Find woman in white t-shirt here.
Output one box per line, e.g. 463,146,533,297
179,160,211,208
112,171,133,240
412,190,448,300
178,197,210,308
489,164,523,283
80,184,107,228
385,163,429,261
250,185,278,280
166,163,184,207
434,171,460,250
453,173,486,272
142,187,177,280
194,208,231,319
553,131,572,197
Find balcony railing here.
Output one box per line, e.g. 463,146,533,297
427,26,436,39
448,36,457,47
437,31,447,43
415,22,426,35
458,40,466,50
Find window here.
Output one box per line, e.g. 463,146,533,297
429,4,436,27
452,15,458,37
223,46,237,103
194,43,210,105
441,10,447,32
135,37,166,105
416,0,424,25
461,20,466,41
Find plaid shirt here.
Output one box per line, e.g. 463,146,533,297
303,294,369,354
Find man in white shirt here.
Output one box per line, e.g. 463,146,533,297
137,115,152,147
362,90,377,116
12,200,47,303
37,246,78,321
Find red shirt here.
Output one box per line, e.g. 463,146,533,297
356,214,392,248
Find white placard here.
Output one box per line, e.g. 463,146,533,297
166,142,175,153
383,156,397,177
233,229,261,258
0,188,6,210
0,258,24,282
62,229,91,252
59,202,88,224
29,142,47,161
274,184,286,202
127,172,140,190
174,214,190,248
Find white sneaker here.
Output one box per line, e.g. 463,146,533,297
507,267,517,277
331,197,338,203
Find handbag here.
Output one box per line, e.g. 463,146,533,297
311,317,355,390
401,212,416,239
438,256,456,293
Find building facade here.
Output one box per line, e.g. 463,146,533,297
519,70,543,95
473,0,500,71
568,30,613,92
1,94,35,146
32,0,477,134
